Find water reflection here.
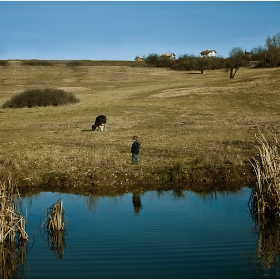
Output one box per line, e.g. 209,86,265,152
132,192,142,215
254,214,280,272
39,199,69,259
0,241,28,278
16,188,280,278
42,230,67,259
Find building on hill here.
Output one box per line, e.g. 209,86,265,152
200,50,217,57
161,53,176,60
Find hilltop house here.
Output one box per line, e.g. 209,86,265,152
161,53,176,60
200,50,217,57
136,56,143,61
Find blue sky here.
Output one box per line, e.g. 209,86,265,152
0,1,279,60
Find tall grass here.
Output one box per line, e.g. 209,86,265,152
0,176,29,243
249,131,280,215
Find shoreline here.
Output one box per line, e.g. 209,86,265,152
16,164,255,197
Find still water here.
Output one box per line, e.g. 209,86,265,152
10,187,280,278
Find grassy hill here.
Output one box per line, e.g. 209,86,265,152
1,60,279,195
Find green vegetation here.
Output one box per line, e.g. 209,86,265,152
0,61,279,196
2,88,80,108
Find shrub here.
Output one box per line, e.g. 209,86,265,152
0,60,8,67
2,88,80,109
66,60,83,67
20,60,53,66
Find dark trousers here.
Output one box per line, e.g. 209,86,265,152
132,154,139,165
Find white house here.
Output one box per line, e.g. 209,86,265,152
161,53,176,60
200,50,217,57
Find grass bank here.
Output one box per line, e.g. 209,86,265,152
0,61,279,196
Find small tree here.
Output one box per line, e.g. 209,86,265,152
225,47,250,79
170,54,196,71
195,57,209,74
143,53,161,67
265,32,280,67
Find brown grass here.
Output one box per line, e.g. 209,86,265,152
0,61,280,195
0,175,28,243
249,131,280,215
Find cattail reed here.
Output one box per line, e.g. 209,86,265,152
0,240,28,278
248,131,280,216
256,216,280,270
0,175,29,278
0,176,29,243
42,199,67,232
40,199,68,259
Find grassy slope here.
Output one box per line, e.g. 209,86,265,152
0,61,280,195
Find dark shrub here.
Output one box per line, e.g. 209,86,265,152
66,60,83,67
0,60,9,66
144,53,161,67
2,88,80,109
20,60,53,66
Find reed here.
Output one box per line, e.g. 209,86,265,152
0,241,28,278
42,199,67,232
248,130,280,215
255,215,280,270
47,230,67,259
40,199,68,258
0,175,29,278
0,176,29,243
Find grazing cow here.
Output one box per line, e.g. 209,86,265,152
92,115,106,131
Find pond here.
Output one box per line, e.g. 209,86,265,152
5,187,280,278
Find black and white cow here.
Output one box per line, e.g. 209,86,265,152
92,115,107,131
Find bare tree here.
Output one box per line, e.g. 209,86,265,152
265,32,280,66
225,47,250,79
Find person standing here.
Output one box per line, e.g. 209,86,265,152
131,136,141,165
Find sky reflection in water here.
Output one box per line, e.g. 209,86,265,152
10,187,280,278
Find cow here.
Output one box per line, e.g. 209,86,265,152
92,115,106,131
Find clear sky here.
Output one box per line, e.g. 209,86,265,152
0,1,279,60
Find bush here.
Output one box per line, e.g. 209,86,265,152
0,60,8,66
66,60,83,67
20,60,53,66
2,88,80,108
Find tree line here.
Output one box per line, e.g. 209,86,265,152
142,31,280,79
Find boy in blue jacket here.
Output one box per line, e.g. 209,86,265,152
131,136,141,165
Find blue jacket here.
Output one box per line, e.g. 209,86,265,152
131,141,141,155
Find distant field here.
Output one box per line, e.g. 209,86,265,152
0,61,279,195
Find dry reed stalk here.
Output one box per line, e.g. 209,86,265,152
253,214,280,270
42,199,67,232
48,230,66,259
0,175,28,278
0,241,27,278
249,131,280,215
0,176,29,243
40,199,68,259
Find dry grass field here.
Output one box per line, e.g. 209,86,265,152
0,61,280,195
